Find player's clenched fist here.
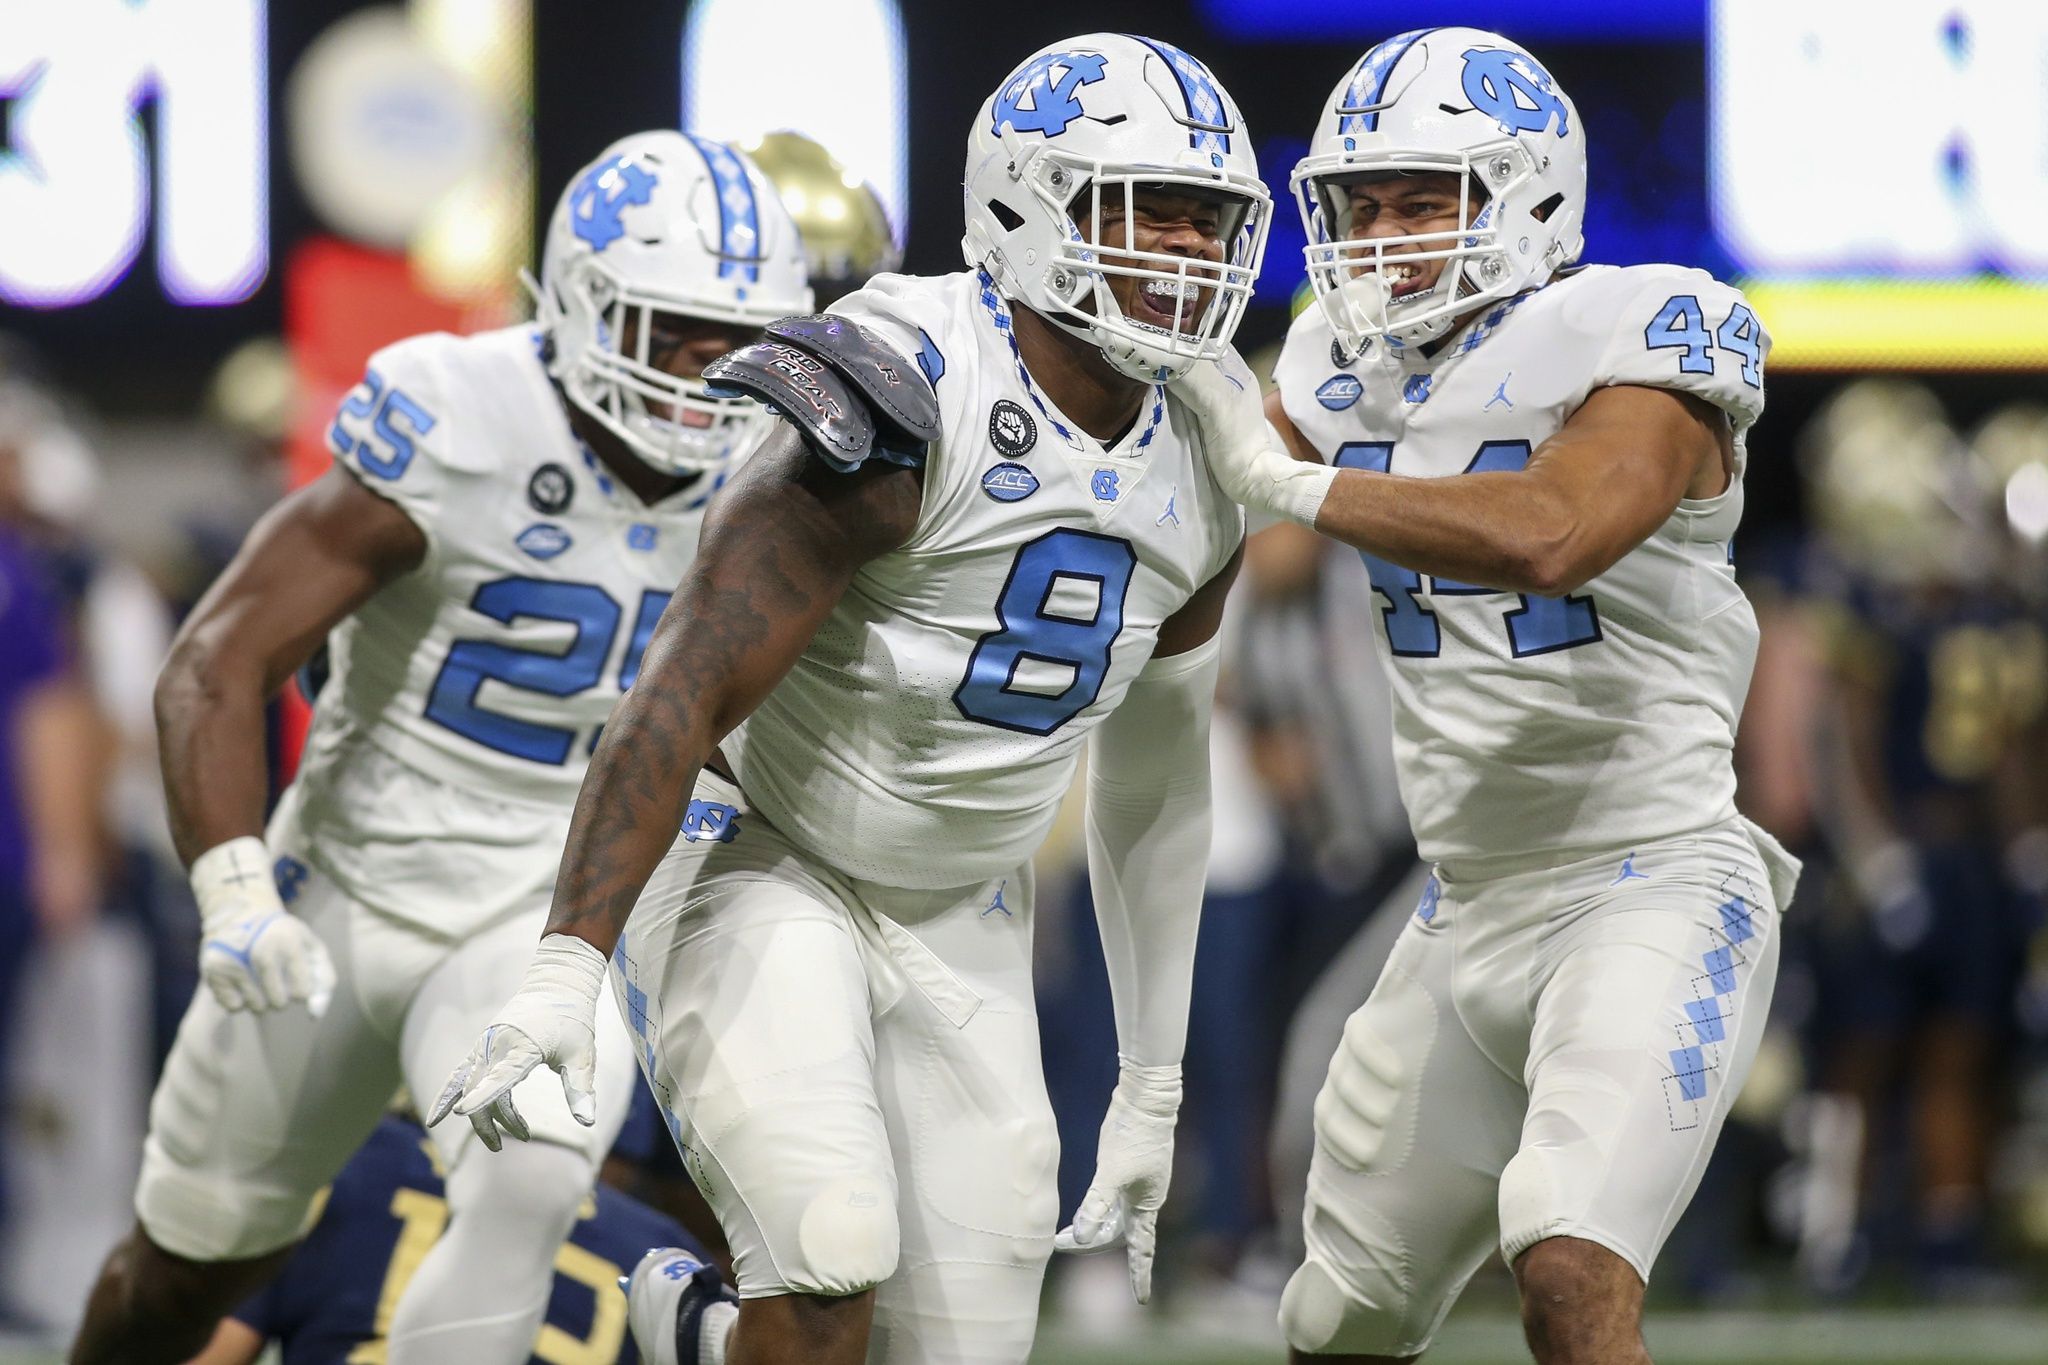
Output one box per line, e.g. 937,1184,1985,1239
429,933,607,1152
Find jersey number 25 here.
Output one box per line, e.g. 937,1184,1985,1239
424,577,670,763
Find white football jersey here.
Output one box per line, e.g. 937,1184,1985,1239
1275,264,1769,873
281,324,725,931
723,271,1245,890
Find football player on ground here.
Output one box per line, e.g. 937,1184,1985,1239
1171,27,1803,1365
71,132,810,1365
183,1109,709,1365
431,34,1269,1365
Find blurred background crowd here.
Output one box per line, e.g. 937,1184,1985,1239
2,0,2046,1357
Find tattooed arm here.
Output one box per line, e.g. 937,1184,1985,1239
548,425,923,952
429,424,924,1147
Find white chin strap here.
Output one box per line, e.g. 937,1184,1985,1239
1030,290,1178,384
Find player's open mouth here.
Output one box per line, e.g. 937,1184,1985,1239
650,403,715,429
1129,277,1205,334
1373,261,1432,300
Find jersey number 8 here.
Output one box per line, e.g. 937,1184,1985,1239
954,528,1137,735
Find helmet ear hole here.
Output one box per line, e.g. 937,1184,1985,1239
1531,192,1565,224
988,200,1027,233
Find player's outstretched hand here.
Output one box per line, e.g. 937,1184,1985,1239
1054,1061,1183,1304
193,836,336,1017
427,933,607,1152
1169,352,1336,528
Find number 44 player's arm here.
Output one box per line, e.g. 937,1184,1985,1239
156,467,426,1017
1175,360,1732,596
431,425,923,1151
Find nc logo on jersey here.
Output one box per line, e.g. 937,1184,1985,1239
1316,374,1363,411
569,155,658,252
988,398,1037,457
992,50,1109,138
1091,468,1120,502
1403,373,1434,405
626,523,658,552
981,462,1040,503
527,462,574,515
1460,48,1570,138
680,799,741,844
516,523,573,560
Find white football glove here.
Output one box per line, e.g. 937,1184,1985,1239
1170,355,1337,527
194,836,335,1017
1054,1060,1183,1304
427,933,606,1153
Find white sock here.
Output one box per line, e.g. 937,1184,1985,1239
386,1141,594,1365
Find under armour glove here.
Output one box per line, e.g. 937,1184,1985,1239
1170,355,1336,527
194,836,336,1017
1053,1060,1184,1304
427,933,606,1152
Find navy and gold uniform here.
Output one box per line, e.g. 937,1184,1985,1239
232,1117,703,1364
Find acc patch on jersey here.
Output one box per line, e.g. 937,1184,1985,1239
1316,374,1363,411
516,523,573,559
981,462,1040,503
988,399,1037,457
527,462,574,514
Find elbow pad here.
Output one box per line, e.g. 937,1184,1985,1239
703,314,940,472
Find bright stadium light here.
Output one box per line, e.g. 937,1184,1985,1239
1713,0,2048,366
1712,0,2047,274
0,0,267,308
682,0,908,249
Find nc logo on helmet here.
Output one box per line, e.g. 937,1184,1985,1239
570,155,659,252
993,51,1109,138
1460,48,1570,139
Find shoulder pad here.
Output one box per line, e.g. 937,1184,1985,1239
703,314,940,473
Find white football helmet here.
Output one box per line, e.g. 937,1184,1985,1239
963,34,1271,382
535,131,813,474
1293,27,1586,348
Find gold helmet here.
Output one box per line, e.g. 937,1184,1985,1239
742,131,899,307
1968,403,2048,551
1800,379,1985,586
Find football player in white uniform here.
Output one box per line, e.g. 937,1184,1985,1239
1172,28,1803,1365
71,132,811,1365
430,34,1266,1365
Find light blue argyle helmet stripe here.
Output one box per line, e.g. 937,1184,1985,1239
1338,27,1438,134
1127,35,1232,158
682,133,761,285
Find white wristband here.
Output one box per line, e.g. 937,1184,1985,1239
190,835,278,927
526,933,609,1006
1117,1058,1184,1115
1273,460,1338,528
